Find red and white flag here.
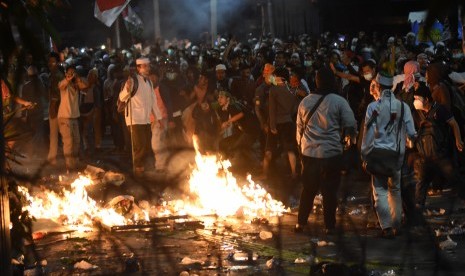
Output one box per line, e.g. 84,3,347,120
94,0,131,27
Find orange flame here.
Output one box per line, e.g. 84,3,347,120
18,150,288,229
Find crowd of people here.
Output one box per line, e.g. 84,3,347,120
3,29,465,237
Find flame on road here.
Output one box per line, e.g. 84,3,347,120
18,152,289,229
184,153,289,217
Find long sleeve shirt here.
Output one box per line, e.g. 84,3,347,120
57,79,80,119
119,74,162,126
361,90,417,162
296,93,357,158
268,84,296,130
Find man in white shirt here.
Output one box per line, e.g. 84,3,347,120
119,57,163,178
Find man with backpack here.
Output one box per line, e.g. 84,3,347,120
413,88,464,211
119,57,163,178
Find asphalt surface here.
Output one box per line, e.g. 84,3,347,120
8,136,465,275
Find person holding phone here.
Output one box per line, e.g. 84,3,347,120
57,65,88,172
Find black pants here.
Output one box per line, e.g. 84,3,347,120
414,156,464,207
297,154,342,229
400,150,417,225
127,124,151,169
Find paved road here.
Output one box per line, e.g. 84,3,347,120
9,140,465,275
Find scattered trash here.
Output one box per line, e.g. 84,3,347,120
84,165,105,180
266,257,281,270
103,171,125,186
426,208,447,216
295,256,316,264
105,195,145,220
23,268,40,276
314,194,323,206
381,269,397,276
439,235,457,250
180,257,204,265
294,257,307,264
32,231,47,240
349,209,361,216
179,271,190,276
231,251,258,262
74,260,98,270
435,225,465,237
251,217,269,225
259,230,273,240
317,240,335,247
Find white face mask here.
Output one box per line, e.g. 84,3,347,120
363,73,373,81
413,99,425,110
166,72,177,80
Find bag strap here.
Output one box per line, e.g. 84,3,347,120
299,94,327,149
395,100,404,152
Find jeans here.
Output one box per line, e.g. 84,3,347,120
151,118,168,170
372,171,402,230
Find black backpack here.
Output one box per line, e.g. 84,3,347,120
117,74,139,114
415,104,449,159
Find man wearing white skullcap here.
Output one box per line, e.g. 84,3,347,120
119,56,163,178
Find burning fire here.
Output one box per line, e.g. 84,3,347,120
183,154,289,217
18,151,289,229
18,176,136,228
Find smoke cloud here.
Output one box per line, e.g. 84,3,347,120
133,0,253,42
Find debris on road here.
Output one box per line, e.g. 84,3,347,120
259,230,273,240
180,257,204,265
439,235,458,250
74,260,98,270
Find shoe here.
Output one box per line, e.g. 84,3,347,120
379,227,395,239
324,228,336,235
393,228,402,236
294,224,305,233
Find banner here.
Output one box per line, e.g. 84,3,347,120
122,5,144,40
94,0,131,27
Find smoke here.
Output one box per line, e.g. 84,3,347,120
133,0,252,43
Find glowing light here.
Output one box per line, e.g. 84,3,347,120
19,145,288,230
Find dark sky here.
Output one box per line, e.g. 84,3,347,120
46,0,434,48
49,0,258,47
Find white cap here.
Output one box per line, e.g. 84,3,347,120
215,64,226,71
376,73,393,87
136,57,150,65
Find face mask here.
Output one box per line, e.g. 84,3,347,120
304,60,312,67
363,73,373,81
166,72,176,80
413,99,424,110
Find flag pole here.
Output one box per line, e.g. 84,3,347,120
115,16,121,49
153,0,161,41
210,0,217,47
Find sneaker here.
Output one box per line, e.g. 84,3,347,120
294,224,305,233
378,227,395,239
324,228,336,235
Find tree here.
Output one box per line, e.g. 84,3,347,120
0,1,67,274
